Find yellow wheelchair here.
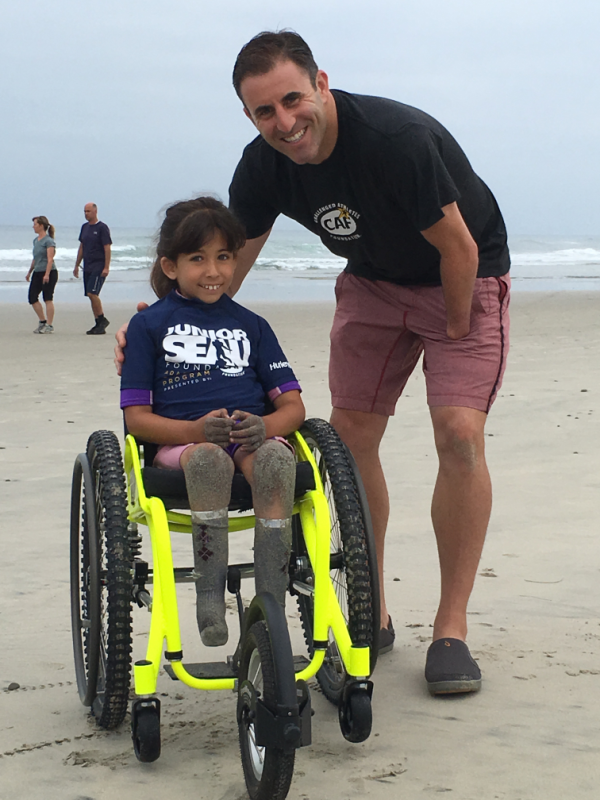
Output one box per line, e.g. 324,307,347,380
70,418,379,800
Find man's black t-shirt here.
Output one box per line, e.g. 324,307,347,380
79,221,112,272
229,90,510,286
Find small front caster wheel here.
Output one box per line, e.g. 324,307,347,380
132,698,161,762
339,689,372,743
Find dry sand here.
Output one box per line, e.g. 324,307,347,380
1,292,599,799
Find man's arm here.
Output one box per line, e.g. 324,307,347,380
228,229,272,297
102,244,111,277
73,243,84,278
421,202,479,340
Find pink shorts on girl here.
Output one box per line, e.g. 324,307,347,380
154,437,293,470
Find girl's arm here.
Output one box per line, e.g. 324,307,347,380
43,246,55,283
124,405,230,445
263,390,305,438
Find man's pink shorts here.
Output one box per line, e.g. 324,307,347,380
329,273,510,416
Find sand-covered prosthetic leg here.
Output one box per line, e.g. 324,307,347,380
183,444,234,646
252,441,296,607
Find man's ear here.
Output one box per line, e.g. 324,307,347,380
316,69,330,98
161,257,177,279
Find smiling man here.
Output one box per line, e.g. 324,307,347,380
228,31,511,696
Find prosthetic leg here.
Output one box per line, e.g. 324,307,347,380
251,441,296,607
183,445,234,646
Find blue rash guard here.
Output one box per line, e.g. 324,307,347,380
120,290,301,420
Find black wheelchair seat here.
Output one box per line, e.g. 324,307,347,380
141,461,316,511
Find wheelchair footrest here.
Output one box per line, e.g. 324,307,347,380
164,662,236,681
164,655,310,681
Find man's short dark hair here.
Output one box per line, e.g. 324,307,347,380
232,30,318,102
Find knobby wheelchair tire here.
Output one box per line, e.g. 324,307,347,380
70,452,100,708
83,431,132,729
294,418,379,705
238,621,295,800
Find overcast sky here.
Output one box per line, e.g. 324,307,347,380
2,0,598,234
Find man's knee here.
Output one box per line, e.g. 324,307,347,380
330,408,387,455
431,408,486,470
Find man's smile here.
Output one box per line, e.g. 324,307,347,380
282,127,307,144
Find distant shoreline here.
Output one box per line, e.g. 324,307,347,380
1,268,599,306
2,226,600,300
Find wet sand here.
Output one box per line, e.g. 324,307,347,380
1,292,599,799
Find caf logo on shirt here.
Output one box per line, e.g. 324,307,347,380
315,203,360,238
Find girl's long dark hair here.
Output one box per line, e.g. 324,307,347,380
150,197,246,298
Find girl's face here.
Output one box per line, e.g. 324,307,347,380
161,233,236,304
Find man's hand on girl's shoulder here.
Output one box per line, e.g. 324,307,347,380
114,302,149,375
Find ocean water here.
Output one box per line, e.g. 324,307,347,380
1,225,599,304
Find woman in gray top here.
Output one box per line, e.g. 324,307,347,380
26,216,57,333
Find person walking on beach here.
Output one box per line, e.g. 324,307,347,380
73,202,112,334
227,31,511,695
26,216,58,334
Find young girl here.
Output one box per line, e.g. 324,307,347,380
120,197,305,646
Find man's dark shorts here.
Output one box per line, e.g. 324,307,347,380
330,272,510,416
83,269,106,296
28,270,58,304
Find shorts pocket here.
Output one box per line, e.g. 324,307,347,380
471,279,489,315
334,271,348,303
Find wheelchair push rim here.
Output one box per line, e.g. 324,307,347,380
70,452,101,707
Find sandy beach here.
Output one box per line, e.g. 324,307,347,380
1,291,599,800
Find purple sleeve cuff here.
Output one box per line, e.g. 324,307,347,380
120,388,152,409
268,381,302,402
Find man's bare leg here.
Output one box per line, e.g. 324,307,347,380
429,406,491,643
330,408,390,629
89,293,104,318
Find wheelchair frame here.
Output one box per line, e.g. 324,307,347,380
125,428,371,696
70,418,379,799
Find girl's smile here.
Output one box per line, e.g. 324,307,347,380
160,233,236,304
